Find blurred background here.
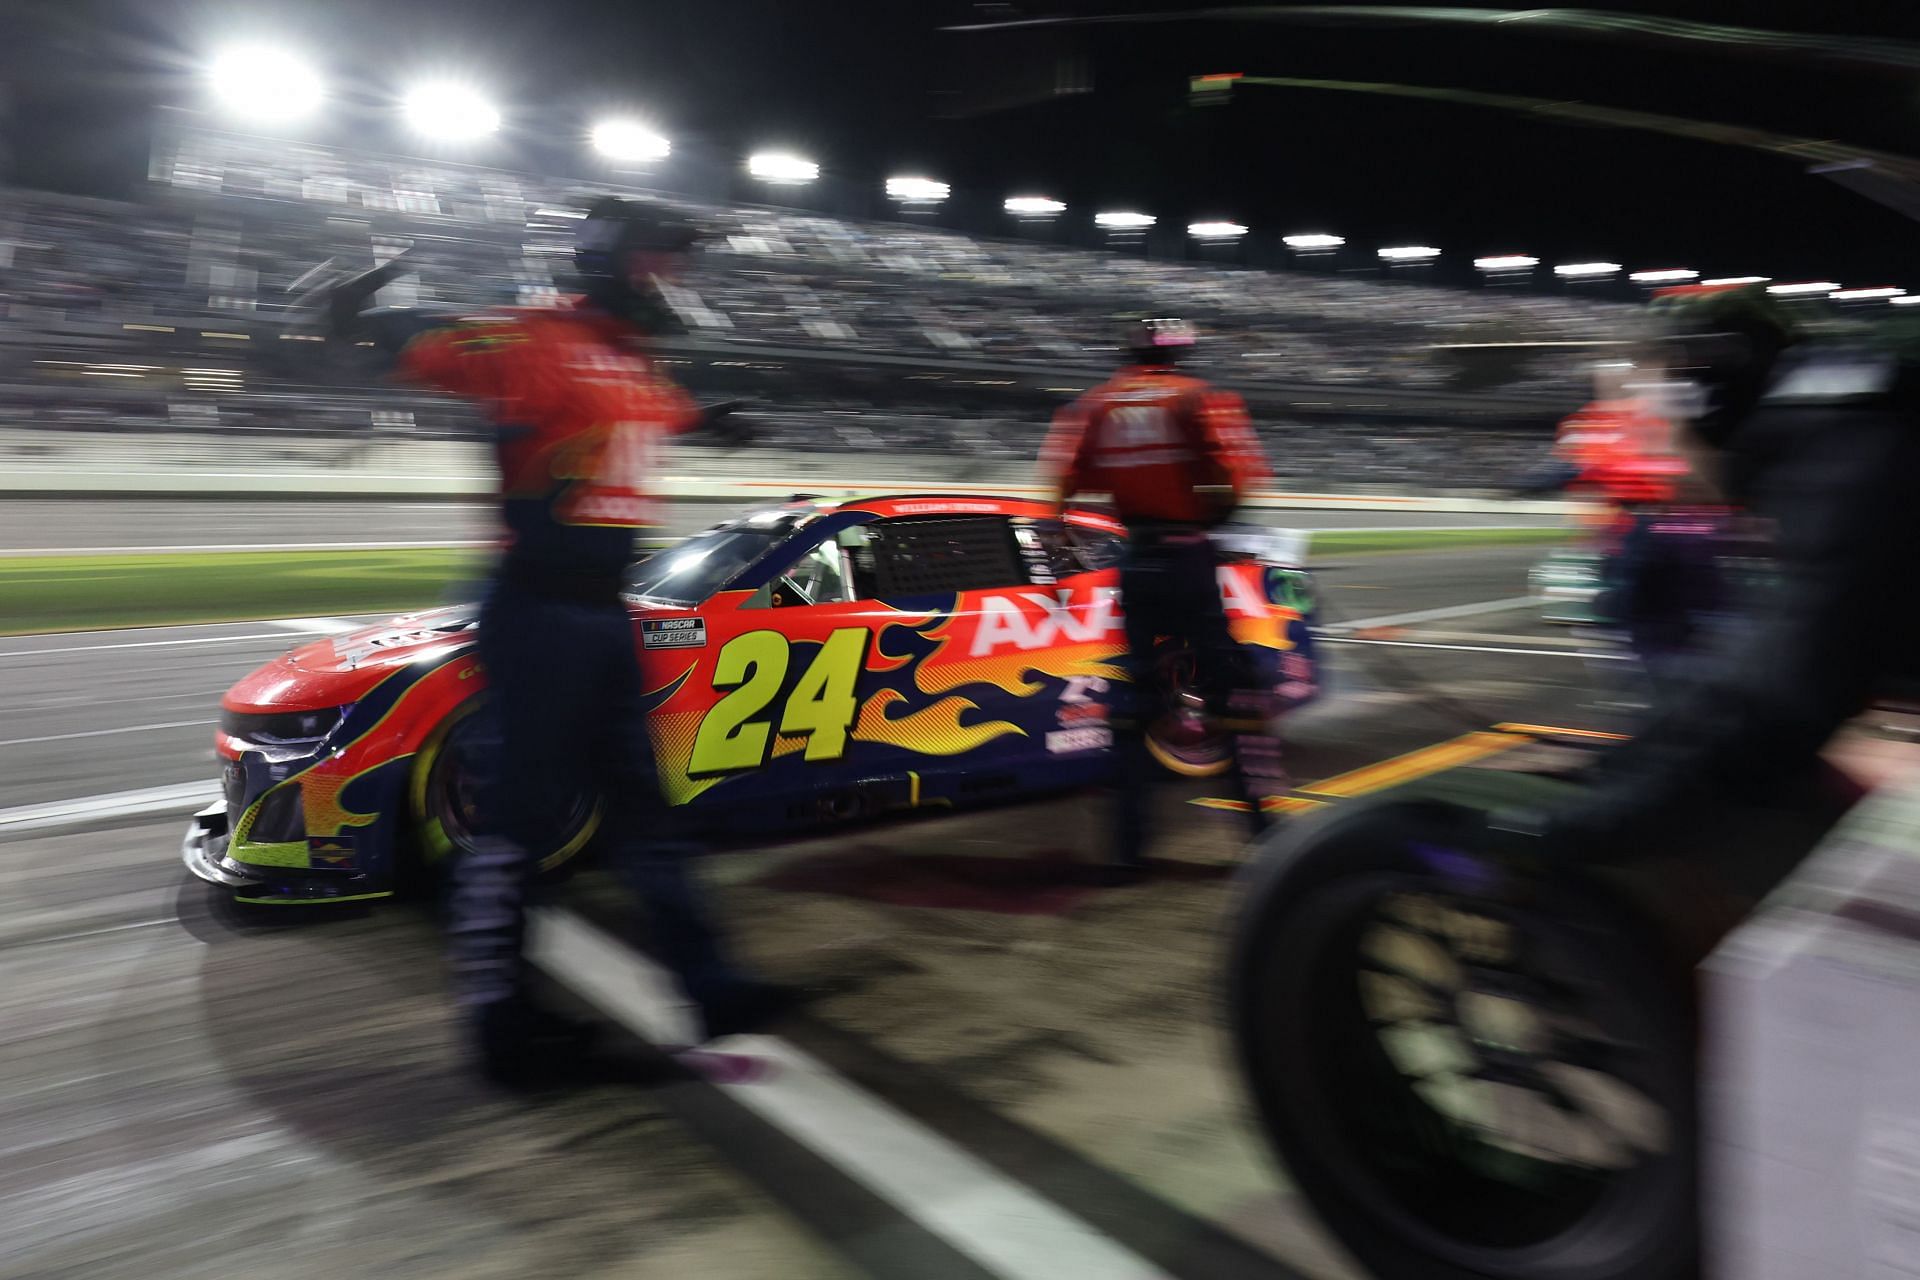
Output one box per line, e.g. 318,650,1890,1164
3,3,1917,1279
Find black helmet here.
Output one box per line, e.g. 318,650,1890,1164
1124,316,1197,364
572,196,710,331
1642,283,1799,446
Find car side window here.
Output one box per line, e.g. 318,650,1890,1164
845,516,1029,599
1034,520,1125,575
742,539,851,609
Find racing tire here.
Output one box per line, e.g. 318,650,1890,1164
1144,645,1233,778
405,698,602,898
1227,791,1699,1280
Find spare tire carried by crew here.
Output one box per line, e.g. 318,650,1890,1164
1226,777,1700,1280
1225,764,1855,1280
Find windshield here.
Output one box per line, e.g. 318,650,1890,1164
622,522,792,607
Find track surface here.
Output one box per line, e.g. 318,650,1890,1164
1,530,1609,1279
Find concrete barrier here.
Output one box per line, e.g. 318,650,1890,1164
0,428,1578,517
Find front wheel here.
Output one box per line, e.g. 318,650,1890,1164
406,699,602,895
1227,793,1699,1280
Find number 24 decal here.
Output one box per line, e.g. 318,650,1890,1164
687,628,871,776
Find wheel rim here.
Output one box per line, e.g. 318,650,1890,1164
416,704,599,874
1276,864,1680,1259
1145,648,1232,777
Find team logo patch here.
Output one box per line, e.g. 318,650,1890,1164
642,617,708,649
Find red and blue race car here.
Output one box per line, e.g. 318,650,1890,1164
183,494,1319,904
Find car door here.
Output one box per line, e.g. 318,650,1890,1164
842,511,1127,791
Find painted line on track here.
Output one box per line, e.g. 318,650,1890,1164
0,540,490,557
530,907,1179,1280
1192,727,1531,814
0,719,211,749
1326,595,1539,633
1320,636,1630,661
263,617,361,635
0,632,299,659
0,781,217,835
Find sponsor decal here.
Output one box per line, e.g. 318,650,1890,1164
1046,727,1113,754
642,617,708,649
308,834,357,866
890,501,1002,515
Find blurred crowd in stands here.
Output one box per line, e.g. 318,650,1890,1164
0,128,1630,493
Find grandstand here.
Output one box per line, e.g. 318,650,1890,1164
0,126,1636,493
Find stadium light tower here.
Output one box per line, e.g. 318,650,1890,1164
1378,245,1440,261
1095,211,1156,230
749,152,819,184
886,176,950,205
1189,221,1249,240
590,119,669,163
207,45,324,123
1554,261,1621,279
402,82,501,140
1004,196,1066,216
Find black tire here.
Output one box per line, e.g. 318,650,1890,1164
1143,643,1234,778
403,698,601,899
1227,792,1699,1280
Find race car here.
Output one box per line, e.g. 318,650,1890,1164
183,494,1319,904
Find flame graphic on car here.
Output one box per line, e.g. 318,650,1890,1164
851,688,1025,756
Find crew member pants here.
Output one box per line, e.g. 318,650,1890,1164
1110,531,1276,867
447,575,745,1014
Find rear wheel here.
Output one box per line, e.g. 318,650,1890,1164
406,699,602,895
1228,794,1698,1280
1144,645,1233,777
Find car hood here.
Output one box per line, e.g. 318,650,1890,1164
223,605,482,712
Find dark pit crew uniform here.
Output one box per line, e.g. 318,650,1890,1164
1044,362,1276,869
394,300,758,1040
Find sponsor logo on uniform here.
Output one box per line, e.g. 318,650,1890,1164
1046,727,1113,754
642,617,708,649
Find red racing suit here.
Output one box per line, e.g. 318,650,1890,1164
398,299,700,585
1043,364,1269,523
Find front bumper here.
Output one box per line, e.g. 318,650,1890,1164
181,800,392,905
181,802,262,889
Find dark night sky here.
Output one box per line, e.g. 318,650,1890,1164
6,1,1920,288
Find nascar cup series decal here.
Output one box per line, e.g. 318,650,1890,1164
642,617,708,649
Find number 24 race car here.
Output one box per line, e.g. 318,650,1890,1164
183,495,1319,904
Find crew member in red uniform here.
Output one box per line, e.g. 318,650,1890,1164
327,198,784,1087
1043,317,1273,875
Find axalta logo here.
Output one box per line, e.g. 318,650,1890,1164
970,588,1123,655
966,571,1269,656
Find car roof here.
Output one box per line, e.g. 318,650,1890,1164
808,493,1123,533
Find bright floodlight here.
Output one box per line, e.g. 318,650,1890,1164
1830,286,1905,300
1005,196,1066,215
1766,281,1842,295
591,119,669,163
1095,211,1156,230
1378,245,1440,261
1554,262,1621,278
1189,221,1249,239
209,45,324,123
1629,268,1699,283
1475,254,1539,270
1284,233,1344,249
749,152,819,184
403,83,501,140
1702,276,1769,286
886,176,949,203
1893,295,1920,306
